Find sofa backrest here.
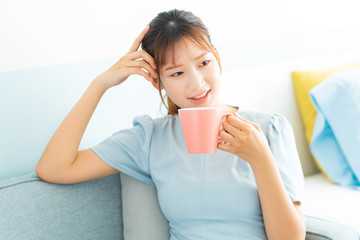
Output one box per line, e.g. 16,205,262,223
0,58,162,180
0,172,123,240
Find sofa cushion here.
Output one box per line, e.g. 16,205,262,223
303,172,360,234
120,172,169,240
305,215,359,240
0,172,123,240
120,172,360,239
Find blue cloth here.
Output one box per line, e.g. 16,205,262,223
90,110,305,240
309,68,360,187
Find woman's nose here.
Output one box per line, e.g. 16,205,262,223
187,69,204,90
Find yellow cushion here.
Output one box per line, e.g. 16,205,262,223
292,63,360,181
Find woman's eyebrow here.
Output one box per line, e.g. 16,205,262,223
194,51,209,61
164,64,183,72
164,52,210,72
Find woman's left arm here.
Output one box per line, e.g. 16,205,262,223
218,114,306,240
251,154,305,240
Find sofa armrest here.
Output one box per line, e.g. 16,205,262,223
305,215,359,240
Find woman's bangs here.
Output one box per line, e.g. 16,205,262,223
154,27,213,71
188,27,213,52
154,38,178,71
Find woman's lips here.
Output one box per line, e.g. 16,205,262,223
190,89,210,99
189,89,211,103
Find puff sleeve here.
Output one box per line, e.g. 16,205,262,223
90,115,154,185
267,114,305,203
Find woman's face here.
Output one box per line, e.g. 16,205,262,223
158,38,222,109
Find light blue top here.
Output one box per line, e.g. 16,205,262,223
90,110,305,240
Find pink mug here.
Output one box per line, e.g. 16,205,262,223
178,107,232,154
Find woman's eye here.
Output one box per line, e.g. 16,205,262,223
171,72,183,77
200,60,210,67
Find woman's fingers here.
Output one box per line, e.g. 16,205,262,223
95,26,157,88
234,112,251,123
128,68,153,82
222,121,239,138
217,141,232,152
226,113,261,133
127,59,158,80
125,26,158,83
226,114,252,132
126,50,157,81
128,50,157,70
234,112,261,130
128,25,151,53
219,128,235,143
103,25,160,85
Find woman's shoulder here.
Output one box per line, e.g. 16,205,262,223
131,114,181,141
133,114,178,129
237,109,290,135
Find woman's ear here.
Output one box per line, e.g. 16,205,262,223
151,78,164,90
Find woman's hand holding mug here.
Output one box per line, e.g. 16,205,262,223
218,113,273,167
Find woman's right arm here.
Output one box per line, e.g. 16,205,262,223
36,25,157,184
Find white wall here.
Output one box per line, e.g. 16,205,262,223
1,0,360,71
1,0,360,178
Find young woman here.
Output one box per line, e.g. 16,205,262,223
36,9,306,240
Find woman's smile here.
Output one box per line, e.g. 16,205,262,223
159,37,222,109
189,89,211,103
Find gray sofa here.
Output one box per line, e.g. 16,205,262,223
1,57,359,240
0,171,359,240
